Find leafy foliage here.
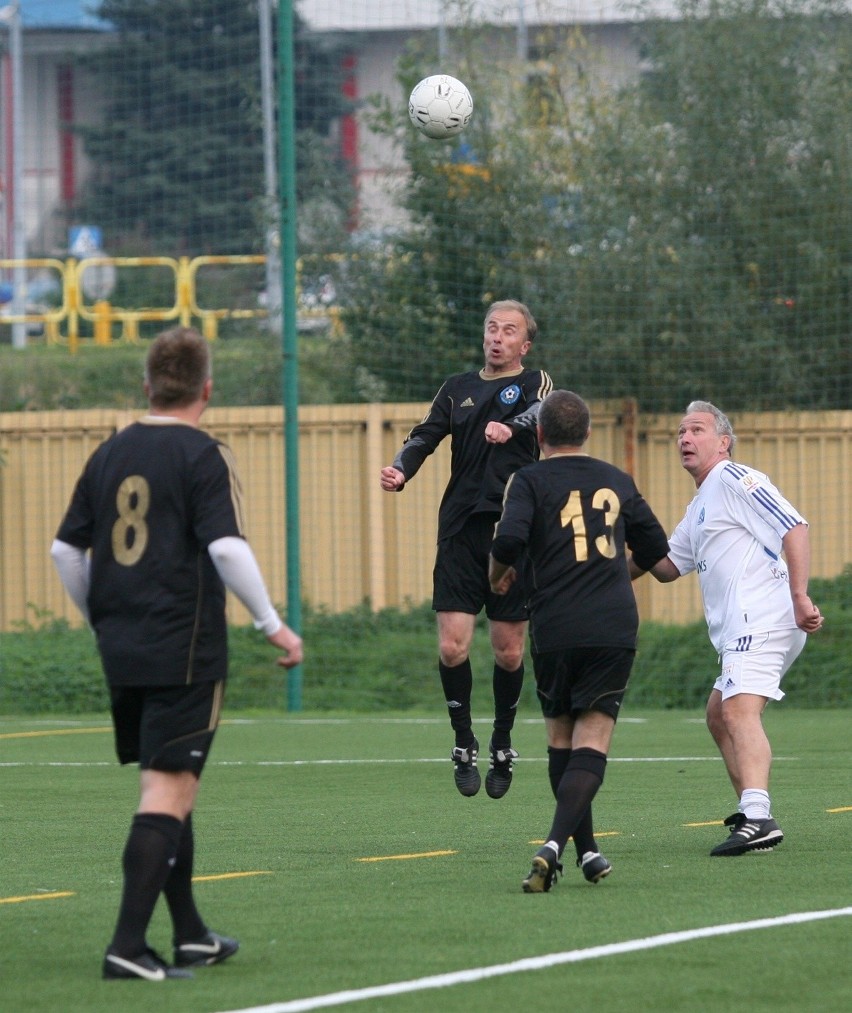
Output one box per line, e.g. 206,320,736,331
3,573,849,714
342,0,851,410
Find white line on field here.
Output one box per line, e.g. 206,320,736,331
3,755,805,769
213,907,852,1013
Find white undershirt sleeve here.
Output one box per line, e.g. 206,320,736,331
50,539,92,625
207,536,283,636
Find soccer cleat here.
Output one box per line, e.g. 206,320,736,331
451,738,481,796
522,845,563,893
577,850,612,884
103,946,194,981
710,817,784,856
174,930,239,968
484,740,519,799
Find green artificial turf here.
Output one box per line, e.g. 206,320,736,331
1,709,850,1012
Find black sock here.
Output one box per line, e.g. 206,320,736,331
547,746,571,798
163,812,207,944
439,659,474,747
492,662,524,749
109,812,184,957
548,747,599,858
545,748,608,856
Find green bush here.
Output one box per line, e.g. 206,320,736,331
2,572,849,715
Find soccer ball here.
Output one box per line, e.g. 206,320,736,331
408,75,473,140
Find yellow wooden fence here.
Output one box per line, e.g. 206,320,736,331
1,403,849,632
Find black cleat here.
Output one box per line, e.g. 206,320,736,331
522,845,563,893
451,738,481,796
485,740,519,799
174,930,239,968
710,817,784,856
577,850,612,883
103,946,194,981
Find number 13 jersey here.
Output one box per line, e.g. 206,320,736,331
494,454,669,653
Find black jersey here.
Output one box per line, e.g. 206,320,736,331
394,367,553,540
55,418,246,687
492,454,669,653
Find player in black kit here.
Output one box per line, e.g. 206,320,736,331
489,390,669,891
51,327,302,980
381,300,552,799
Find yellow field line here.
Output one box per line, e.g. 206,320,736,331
1,891,75,905
0,727,111,740
192,871,273,882
355,850,458,863
827,806,852,813
683,820,725,827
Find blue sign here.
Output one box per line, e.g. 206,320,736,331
69,226,103,256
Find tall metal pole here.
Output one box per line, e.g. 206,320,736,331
2,2,26,348
277,0,302,710
259,0,281,327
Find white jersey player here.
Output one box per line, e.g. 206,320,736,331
629,401,823,858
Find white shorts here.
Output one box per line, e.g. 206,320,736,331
714,627,807,702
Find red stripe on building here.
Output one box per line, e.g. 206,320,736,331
340,54,357,165
58,65,75,202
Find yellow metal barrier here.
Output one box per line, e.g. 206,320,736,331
0,258,67,342
73,255,183,351
0,254,275,350
186,255,268,339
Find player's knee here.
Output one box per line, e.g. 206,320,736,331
494,645,524,672
439,642,469,667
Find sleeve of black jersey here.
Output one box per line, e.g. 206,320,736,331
624,485,671,572
55,460,96,550
190,441,246,546
393,380,453,479
508,370,554,432
491,470,535,564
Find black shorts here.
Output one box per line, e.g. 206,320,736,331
110,680,225,775
432,513,529,622
533,647,635,720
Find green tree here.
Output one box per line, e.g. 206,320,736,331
72,0,355,257
343,0,851,410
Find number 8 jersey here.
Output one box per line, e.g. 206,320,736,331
55,417,245,686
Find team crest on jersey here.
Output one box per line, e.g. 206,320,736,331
500,384,521,406
740,474,760,491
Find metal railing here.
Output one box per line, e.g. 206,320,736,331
0,254,273,349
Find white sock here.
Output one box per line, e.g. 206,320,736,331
544,840,560,858
740,788,771,821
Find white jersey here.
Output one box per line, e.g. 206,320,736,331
667,459,806,652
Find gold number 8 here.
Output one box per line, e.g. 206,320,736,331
111,475,151,566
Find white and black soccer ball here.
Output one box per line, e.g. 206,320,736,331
408,74,473,140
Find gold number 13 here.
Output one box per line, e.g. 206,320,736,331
559,487,620,561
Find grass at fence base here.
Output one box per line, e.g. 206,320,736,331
3,566,850,713
2,709,849,1013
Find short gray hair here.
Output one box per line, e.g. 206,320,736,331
684,400,737,451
